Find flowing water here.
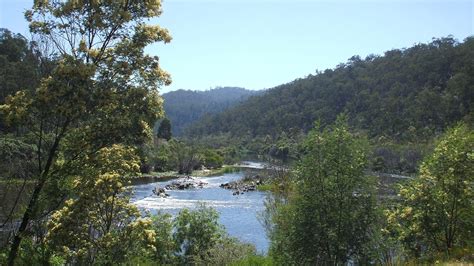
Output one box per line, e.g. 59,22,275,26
132,169,269,253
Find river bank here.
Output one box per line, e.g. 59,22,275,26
131,163,260,186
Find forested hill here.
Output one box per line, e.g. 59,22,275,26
185,37,473,142
162,87,259,136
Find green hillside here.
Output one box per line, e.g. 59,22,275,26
162,87,258,136
186,37,473,142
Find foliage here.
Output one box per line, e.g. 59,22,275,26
0,0,171,263
3,201,259,265
173,205,224,264
230,255,274,266
139,138,173,173
201,148,224,169
163,87,258,136
387,123,474,260
362,203,408,265
139,137,225,174
369,140,431,174
9,237,65,266
0,136,36,179
259,168,294,249
265,130,305,163
268,117,378,265
150,212,176,264
0,28,43,104
0,137,37,249
157,117,172,140
0,28,52,131
46,145,155,264
147,205,256,265
168,140,202,174
197,236,257,266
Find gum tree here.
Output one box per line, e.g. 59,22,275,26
0,0,171,264
388,123,474,258
46,145,156,264
269,116,377,264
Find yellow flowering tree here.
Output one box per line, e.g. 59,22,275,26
46,145,155,264
1,1,171,264
388,123,474,259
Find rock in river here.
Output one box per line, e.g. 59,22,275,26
152,186,170,198
164,176,208,190
220,175,264,195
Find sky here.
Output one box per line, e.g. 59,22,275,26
0,0,473,93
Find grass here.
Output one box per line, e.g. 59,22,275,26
142,170,179,178
192,165,240,177
137,165,241,181
256,184,273,192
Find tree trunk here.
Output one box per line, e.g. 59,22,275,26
7,123,66,265
7,179,46,266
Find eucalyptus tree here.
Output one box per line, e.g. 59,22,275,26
269,117,377,265
0,0,171,264
46,145,156,264
157,117,172,140
387,123,474,259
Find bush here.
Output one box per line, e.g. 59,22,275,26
369,143,427,174
148,205,259,265
201,149,224,169
387,123,474,260
197,237,257,265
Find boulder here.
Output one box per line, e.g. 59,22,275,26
165,176,208,190
153,186,169,198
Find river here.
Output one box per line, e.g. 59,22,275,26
131,168,270,253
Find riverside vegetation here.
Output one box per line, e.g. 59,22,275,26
0,0,473,265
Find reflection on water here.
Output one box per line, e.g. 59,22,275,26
132,171,269,253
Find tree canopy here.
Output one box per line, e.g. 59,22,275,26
157,117,172,140
0,1,171,264
0,28,53,132
387,123,474,258
186,37,474,142
269,117,377,264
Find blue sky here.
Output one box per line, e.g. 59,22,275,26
1,0,473,93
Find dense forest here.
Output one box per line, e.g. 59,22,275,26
186,37,473,142
162,87,258,136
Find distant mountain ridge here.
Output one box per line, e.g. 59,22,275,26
162,87,259,136
185,37,474,142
